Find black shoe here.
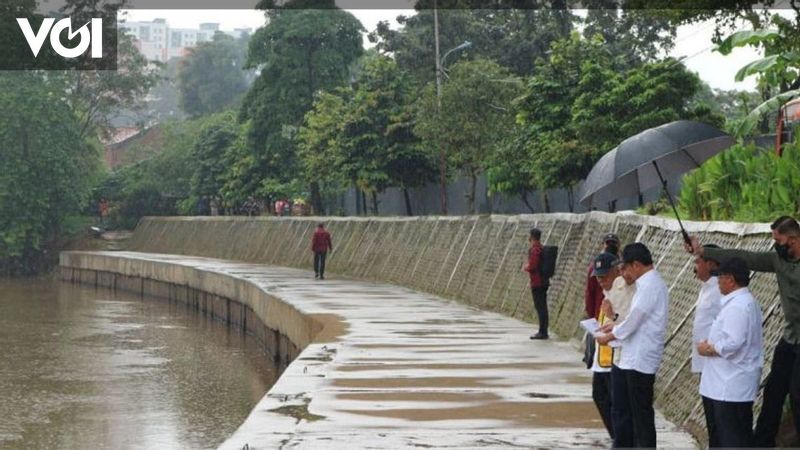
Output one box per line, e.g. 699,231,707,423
530,334,549,340
319,275,325,280
314,274,319,279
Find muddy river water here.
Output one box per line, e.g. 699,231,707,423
0,277,278,449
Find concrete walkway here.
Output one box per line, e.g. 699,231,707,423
64,252,696,449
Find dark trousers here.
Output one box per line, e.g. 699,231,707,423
531,286,548,336
754,338,800,447
314,251,327,278
611,365,633,447
703,395,754,447
593,371,615,439
612,367,656,448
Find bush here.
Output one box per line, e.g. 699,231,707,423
679,137,800,222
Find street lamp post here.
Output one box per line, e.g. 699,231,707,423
434,35,471,215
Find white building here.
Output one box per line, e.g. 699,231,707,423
120,19,252,63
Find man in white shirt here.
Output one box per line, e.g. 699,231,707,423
691,245,723,374
597,243,668,448
697,257,763,448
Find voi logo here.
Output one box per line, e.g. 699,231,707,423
16,18,103,59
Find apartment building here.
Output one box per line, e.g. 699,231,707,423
120,19,252,62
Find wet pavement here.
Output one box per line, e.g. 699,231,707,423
63,252,696,449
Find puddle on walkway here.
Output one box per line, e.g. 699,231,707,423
337,392,501,402
339,401,604,428
332,377,511,389
336,362,562,372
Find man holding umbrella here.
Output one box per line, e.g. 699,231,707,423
687,216,800,446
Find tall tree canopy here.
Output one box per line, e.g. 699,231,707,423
239,4,364,211
0,73,101,274
178,33,252,117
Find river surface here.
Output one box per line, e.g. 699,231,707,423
0,277,279,449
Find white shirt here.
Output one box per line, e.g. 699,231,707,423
607,276,635,321
612,269,669,374
606,276,636,365
699,287,763,402
691,277,723,373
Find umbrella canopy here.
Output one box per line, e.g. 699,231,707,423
579,120,735,208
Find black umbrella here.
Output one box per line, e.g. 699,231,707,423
579,120,735,244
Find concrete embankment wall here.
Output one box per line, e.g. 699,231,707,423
59,252,325,370
125,212,781,440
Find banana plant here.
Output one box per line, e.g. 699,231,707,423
716,26,800,138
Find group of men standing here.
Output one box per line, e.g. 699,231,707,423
526,215,800,447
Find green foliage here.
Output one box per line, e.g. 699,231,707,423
298,54,435,215
191,111,249,212
0,73,101,274
689,83,763,127
239,6,364,210
580,6,677,64
679,138,800,222
716,28,783,55
369,8,575,81
499,32,711,210
97,119,204,228
415,58,522,213
177,33,251,117
736,89,800,137
712,13,800,137
56,32,161,140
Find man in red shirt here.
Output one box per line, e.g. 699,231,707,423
311,223,333,280
523,228,548,339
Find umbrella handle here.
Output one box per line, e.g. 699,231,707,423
652,162,692,246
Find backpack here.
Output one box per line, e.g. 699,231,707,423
540,245,558,280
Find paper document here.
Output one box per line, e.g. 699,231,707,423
580,318,600,334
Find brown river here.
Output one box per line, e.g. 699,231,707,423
0,277,279,449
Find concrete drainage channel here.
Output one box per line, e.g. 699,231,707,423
60,251,695,448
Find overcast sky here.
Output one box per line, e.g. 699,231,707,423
121,8,772,91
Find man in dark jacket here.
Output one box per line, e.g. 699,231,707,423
524,228,548,339
311,223,333,280
688,215,800,447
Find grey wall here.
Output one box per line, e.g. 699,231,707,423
334,174,683,216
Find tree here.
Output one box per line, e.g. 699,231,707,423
509,32,610,210
714,20,800,136
298,54,436,215
97,118,207,227
572,57,723,151
340,54,434,215
369,5,574,81
581,2,677,65
239,3,364,213
57,0,161,140
502,32,719,211
0,73,101,274
189,111,248,212
297,90,351,205
486,126,539,212
415,58,521,213
178,33,251,117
